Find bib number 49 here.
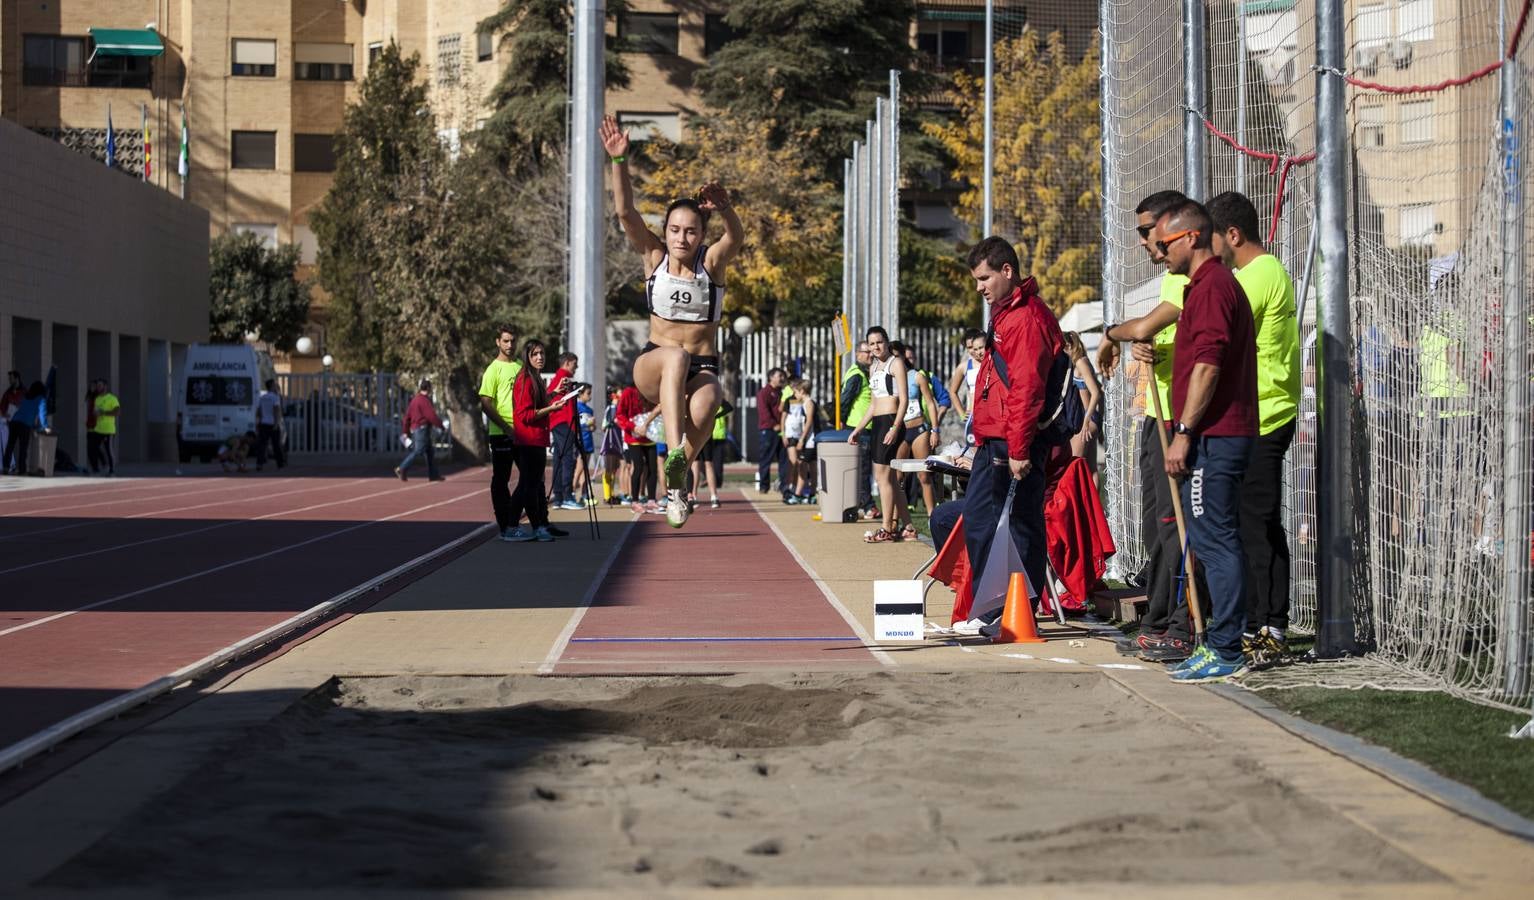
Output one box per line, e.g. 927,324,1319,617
669,289,693,305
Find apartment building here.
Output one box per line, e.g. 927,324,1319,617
1238,0,1498,256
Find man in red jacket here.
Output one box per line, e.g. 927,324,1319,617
960,236,1067,634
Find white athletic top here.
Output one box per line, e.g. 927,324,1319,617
903,370,922,421
869,356,896,400
964,357,979,395
783,403,806,441
646,245,722,324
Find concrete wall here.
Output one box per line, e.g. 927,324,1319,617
0,117,209,465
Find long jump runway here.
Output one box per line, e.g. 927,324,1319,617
548,493,885,673
0,470,489,752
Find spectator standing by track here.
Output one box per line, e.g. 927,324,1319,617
617,383,659,513
395,379,445,482
840,341,877,519
89,379,120,477
1152,199,1260,683
502,340,574,543
254,379,285,471
548,352,583,511
0,370,22,468
479,324,523,540
756,368,788,494
5,382,48,475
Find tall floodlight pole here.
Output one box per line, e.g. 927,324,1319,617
886,70,901,339
851,142,864,338
866,120,878,330
982,0,995,328
570,1,606,409
873,100,887,330
843,157,855,337
1314,0,1357,657
1183,0,1207,200
1498,0,1531,696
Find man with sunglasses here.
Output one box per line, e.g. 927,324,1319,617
1100,190,1205,664
1151,199,1259,683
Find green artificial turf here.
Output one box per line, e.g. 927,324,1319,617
1261,687,1534,820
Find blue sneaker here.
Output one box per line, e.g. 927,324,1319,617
1170,648,1249,683
1168,644,1214,673
500,526,535,543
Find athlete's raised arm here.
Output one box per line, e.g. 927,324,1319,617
600,115,664,261
699,182,744,275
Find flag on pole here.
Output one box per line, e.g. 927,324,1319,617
178,104,189,197
141,103,151,181
105,103,116,168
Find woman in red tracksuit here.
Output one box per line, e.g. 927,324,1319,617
614,383,659,513
504,340,575,542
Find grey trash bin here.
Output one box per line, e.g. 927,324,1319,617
816,430,860,523
29,432,57,477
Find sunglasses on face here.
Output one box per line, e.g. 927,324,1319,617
1154,229,1198,254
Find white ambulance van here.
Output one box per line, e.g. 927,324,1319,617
177,343,277,462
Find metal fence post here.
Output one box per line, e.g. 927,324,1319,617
1313,0,1357,657
1183,0,1208,200
1099,0,1122,579
982,0,995,329
570,0,607,418
885,70,901,339
1499,0,1531,695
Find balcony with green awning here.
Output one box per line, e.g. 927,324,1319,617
87,28,164,61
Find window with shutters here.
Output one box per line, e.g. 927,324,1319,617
232,38,277,77
1400,203,1436,246
231,131,277,169
477,31,494,62
294,43,353,81
1359,106,1385,147
1398,0,1435,42
620,14,679,54
293,134,337,172
1400,99,1434,144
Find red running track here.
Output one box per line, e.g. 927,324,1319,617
552,494,882,673
0,470,491,749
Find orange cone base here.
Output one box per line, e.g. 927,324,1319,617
993,571,1046,644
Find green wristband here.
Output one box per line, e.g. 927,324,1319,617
610,155,626,164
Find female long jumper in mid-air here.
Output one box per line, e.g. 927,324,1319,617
600,114,744,529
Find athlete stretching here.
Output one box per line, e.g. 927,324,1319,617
600,114,744,528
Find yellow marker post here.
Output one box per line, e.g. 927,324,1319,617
831,314,851,428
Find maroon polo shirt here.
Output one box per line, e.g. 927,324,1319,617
1171,258,1259,438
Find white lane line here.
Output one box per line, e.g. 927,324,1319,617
0,478,302,521
0,520,495,774
0,478,421,576
537,512,640,674
2,477,369,541
0,487,485,638
744,492,896,667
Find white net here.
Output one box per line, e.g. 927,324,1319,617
1097,0,1533,712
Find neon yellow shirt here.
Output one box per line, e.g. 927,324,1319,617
1418,325,1473,418
1234,254,1301,434
92,392,120,435
478,359,522,437
712,412,728,441
1146,273,1190,420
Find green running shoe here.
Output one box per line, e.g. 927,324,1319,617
663,447,688,491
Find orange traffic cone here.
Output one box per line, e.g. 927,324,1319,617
993,571,1045,644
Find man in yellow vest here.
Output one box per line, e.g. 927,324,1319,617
838,340,875,517
1209,191,1301,664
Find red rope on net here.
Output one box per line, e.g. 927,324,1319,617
1341,59,1503,95
1199,117,1316,243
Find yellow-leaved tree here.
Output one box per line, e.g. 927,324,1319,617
924,30,1101,315
639,117,841,326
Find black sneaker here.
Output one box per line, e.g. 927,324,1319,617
545,525,570,537
1139,636,1194,663
1248,631,1290,668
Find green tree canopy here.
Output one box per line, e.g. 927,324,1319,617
208,231,311,350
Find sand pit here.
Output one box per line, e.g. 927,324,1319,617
44,672,1442,891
